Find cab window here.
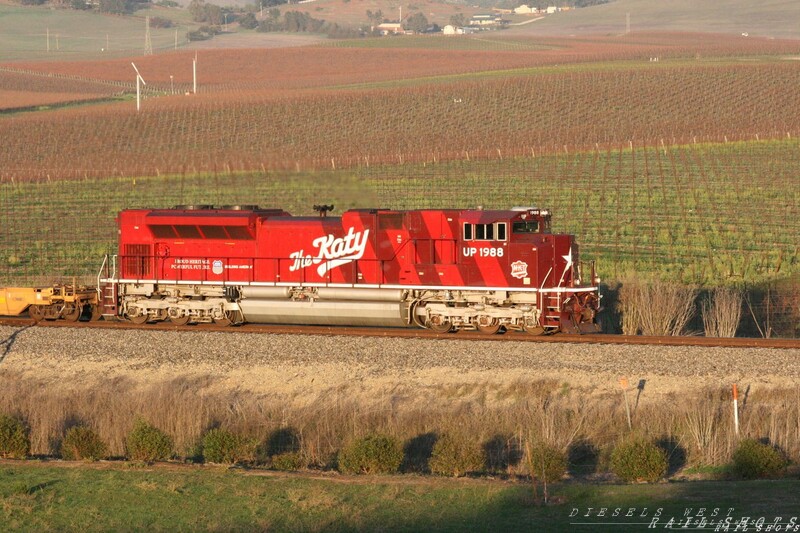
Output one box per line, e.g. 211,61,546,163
513,221,539,234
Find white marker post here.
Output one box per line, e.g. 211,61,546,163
131,62,146,112
620,377,632,430
733,383,740,436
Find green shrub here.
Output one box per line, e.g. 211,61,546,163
202,428,256,464
527,442,567,483
0,415,30,459
61,426,108,461
126,419,174,463
271,451,305,471
429,433,486,477
337,434,403,475
610,436,668,483
731,438,788,479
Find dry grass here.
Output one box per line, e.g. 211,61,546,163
0,371,797,473
702,287,744,337
618,275,698,336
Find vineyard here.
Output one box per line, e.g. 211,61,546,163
1,32,799,309
2,59,800,179
1,139,798,290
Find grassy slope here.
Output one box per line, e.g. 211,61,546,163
510,0,800,39
2,463,799,531
0,4,192,62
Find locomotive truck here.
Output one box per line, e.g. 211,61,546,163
95,204,600,334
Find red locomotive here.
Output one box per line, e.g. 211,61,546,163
97,204,600,334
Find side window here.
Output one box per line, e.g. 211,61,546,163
497,223,507,241
464,223,507,241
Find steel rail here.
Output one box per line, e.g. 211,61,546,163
1,317,798,349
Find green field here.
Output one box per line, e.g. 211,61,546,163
507,0,800,38
327,35,560,51
1,463,799,531
0,5,192,61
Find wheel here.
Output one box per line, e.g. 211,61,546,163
427,316,454,333
169,312,191,326
523,324,546,336
28,305,44,322
475,315,501,335
90,305,103,322
213,310,239,327
127,312,149,325
62,303,81,322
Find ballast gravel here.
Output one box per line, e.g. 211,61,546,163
1,325,798,397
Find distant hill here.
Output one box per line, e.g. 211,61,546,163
273,0,477,29
506,0,800,39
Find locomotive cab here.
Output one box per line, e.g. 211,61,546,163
509,207,551,236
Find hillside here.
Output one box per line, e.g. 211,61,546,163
273,0,477,29
507,0,800,39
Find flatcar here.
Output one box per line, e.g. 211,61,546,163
95,204,600,334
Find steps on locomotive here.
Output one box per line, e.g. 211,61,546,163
543,292,562,326
100,282,118,317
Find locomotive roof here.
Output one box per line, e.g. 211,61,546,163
459,209,533,224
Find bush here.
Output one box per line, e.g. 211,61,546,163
731,439,788,479
126,419,174,463
61,426,108,461
338,434,403,475
202,428,256,464
527,442,567,483
271,451,304,471
429,433,486,477
0,415,30,459
610,436,668,483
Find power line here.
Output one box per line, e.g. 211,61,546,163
144,17,153,56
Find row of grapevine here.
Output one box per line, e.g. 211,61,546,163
1,139,797,288
2,61,800,181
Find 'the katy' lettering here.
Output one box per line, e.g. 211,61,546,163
289,227,370,276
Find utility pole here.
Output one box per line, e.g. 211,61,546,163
144,16,153,56
193,53,197,94
47,27,50,52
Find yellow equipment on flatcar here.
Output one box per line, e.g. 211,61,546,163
0,284,99,321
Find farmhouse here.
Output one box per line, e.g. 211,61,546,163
513,5,539,14
376,23,405,35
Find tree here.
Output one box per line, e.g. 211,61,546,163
205,3,223,25
99,0,132,14
366,9,383,24
188,0,208,21
449,13,465,27
239,12,258,29
404,12,428,33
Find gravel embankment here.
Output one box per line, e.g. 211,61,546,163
1,325,798,398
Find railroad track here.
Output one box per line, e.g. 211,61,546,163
1,316,798,349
